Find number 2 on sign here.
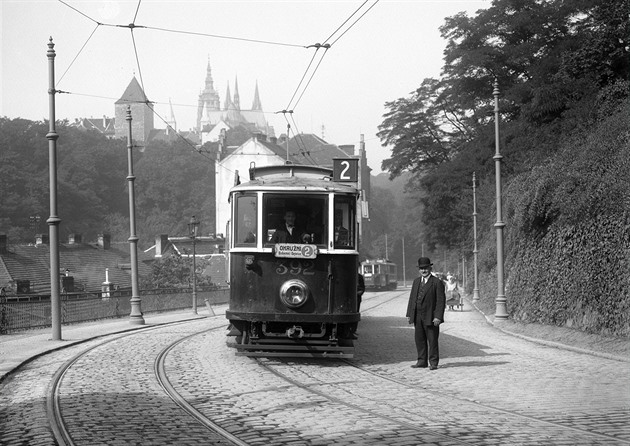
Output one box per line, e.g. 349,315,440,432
339,160,351,180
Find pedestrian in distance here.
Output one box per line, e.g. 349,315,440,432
406,257,446,370
357,273,365,312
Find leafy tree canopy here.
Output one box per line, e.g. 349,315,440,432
377,0,629,250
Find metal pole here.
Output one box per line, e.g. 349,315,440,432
188,215,200,314
192,231,198,314
402,236,406,287
126,106,145,325
46,37,62,340
472,172,480,302
493,79,508,319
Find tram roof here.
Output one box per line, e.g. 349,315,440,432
230,163,359,194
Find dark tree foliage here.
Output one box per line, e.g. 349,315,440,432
0,118,128,242
375,0,629,334
378,0,629,250
140,253,214,289
0,118,216,248
134,138,215,245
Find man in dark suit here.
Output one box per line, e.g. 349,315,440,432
406,257,446,370
270,210,309,244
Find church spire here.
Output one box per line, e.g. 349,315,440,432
252,80,262,110
167,98,177,133
233,75,240,110
224,82,234,110
197,56,221,131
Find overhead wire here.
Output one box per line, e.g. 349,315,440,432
58,23,101,85
280,0,379,126
55,0,380,169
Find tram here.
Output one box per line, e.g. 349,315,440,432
360,259,398,290
225,161,361,358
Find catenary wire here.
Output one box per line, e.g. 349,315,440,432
58,23,101,86
328,0,380,47
56,0,378,171
321,0,371,44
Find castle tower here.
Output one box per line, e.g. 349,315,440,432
114,77,154,144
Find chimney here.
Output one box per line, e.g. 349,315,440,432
103,115,107,128
339,144,355,155
0,234,7,254
35,233,49,246
68,233,82,244
97,233,111,249
155,234,169,257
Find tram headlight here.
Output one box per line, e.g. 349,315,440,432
279,279,309,308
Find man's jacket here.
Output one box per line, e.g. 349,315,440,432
406,275,446,326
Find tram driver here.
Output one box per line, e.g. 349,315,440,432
270,209,311,244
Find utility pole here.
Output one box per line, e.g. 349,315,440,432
126,106,145,325
472,172,480,302
493,79,508,320
46,37,62,340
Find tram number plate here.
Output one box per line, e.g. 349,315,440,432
274,243,318,259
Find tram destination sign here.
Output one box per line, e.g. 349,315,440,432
274,243,318,259
333,158,358,182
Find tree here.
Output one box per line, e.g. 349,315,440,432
377,0,629,250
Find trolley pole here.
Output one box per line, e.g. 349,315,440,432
188,215,200,314
472,172,480,303
46,37,62,340
493,79,508,320
126,106,145,325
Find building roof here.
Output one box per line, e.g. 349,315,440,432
287,134,355,168
0,239,153,294
72,117,116,137
115,77,150,104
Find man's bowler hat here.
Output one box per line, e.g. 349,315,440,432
417,257,433,268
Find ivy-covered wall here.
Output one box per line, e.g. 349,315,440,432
471,100,630,338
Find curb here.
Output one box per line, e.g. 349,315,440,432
467,296,629,363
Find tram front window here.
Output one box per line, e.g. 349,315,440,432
235,194,257,246
264,195,327,246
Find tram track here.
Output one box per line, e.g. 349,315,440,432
154,326,248,446
44,317,243,446
353,291,629,444
256,357,476,445
342,358,630,444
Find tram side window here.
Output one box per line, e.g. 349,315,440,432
333,196,355,249
235,194,257,246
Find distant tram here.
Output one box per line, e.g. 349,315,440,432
225,161,361,358
360,259,398,290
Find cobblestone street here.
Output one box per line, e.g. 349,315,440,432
1,293,628,445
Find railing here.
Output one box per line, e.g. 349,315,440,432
0,286,230,334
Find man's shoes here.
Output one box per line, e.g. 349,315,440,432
411,361,428,368
429,364,438,370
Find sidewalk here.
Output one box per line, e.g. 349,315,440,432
0,307,222,383
469,297,630,363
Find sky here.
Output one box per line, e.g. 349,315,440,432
1,0,488,174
